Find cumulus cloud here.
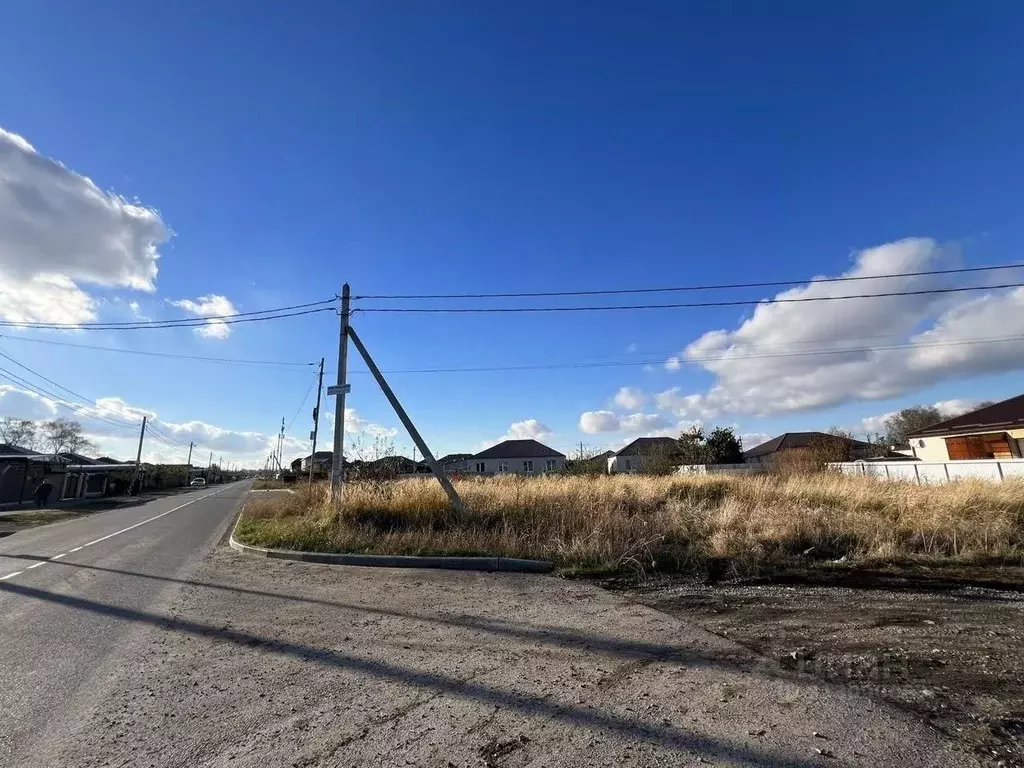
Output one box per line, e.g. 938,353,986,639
0,127,170,324
643,238,1024,420
739,432,772,451
344,408,399,438
505,419,553,440
171,294,237,340
0,385,59,421
613,386,647,410
579,410,620,434
578,410,668,434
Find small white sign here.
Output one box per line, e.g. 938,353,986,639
327,384,351,396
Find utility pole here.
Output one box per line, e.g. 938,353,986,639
331,284,351,506
131,416,147,496
185,441,194,484
309,357,325,487
275,417,285,472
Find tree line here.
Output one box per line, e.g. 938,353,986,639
0,416,97,456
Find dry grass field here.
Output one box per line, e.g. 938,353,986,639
236,473,1024,574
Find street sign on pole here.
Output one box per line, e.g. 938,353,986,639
327,384,351,396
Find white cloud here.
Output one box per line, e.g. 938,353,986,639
344,408,398,438
171,294,238,340
626,343,638,353
664,356,682,371
0,127,169,324
579,410,620,434
613,386,648,410
0,385,59,421
505,418,553,440
579,410,668,434
643,238,1024,420
739,432,772,451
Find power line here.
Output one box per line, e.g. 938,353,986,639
0,335,315,368
0,305,335,331
356,281,1024,314
286,371,318,433
354,263,1024,300
330,332,1024,375
0,347,191,452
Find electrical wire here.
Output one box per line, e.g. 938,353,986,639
331,332,1024,375
0,347,192,452
0,335,315,368
286,371,318,433
0,306,335,331
356,281,1024,313
353,263,1024,300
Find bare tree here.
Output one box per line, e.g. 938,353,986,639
40,418,95,456
0,417,37,448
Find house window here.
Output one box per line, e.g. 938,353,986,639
497,461,508,473
475,462,486,473
545,459,557,471
522,460,534,473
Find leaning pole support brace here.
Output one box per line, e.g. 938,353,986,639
345,323,464,512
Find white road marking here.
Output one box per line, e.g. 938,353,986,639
0,486,229,583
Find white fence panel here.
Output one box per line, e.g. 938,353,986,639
828,459,1024,484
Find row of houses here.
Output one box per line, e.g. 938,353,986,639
0,445,216,505
285,394,1024,481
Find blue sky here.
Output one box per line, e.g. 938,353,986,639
3,3,1024,465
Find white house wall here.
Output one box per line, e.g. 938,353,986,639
473,457,565,475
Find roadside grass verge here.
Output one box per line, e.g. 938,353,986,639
251,479,294,490
233,474,1024,576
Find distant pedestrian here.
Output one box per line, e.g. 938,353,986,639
33,480,53,508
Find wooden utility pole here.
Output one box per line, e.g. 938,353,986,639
309,357,325,487
330,284,351,506
345,325,462,511
185,441,194,484
131,416,147,495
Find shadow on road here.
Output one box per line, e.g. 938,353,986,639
0,573,818,767
4,553,783,673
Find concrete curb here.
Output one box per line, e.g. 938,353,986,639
228,510,553,574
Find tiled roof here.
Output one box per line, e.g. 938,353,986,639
615,437,679,457
906,393,1024,438
743,432,871,459
473,440,565,459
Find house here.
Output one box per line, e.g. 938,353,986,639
906,394,1024,461
355,455,429,478
437,453,473,474
608,437,679,474
289,457,304,474
471,439,566,475
302,451,333,474
743,432,874,466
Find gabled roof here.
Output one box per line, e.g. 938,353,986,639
95,456,122,465
743,432,871,459
0,444,39,456
615,437,679,457
906,393,1024,438
473,439,565,459
58,452,100,465
438,453,473,464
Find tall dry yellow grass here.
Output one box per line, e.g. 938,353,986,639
236,474,1024,574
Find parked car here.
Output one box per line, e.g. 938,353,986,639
189,477,207,487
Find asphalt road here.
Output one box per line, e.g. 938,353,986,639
0,482,978,767
0,480,248,767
